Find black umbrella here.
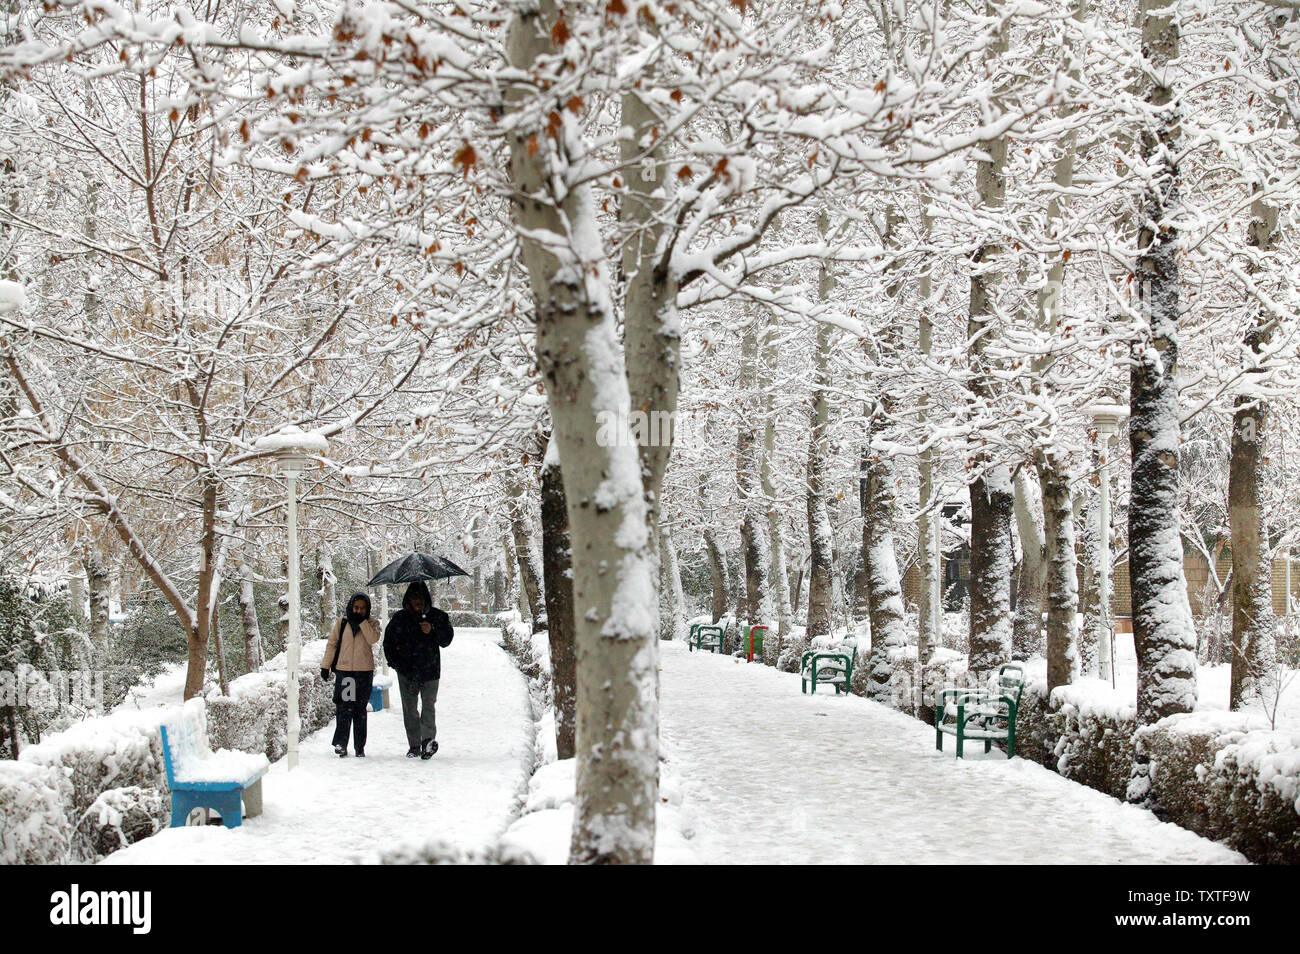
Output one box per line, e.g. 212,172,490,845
367,552,469,587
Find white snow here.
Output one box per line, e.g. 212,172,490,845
252,424,330,454
102,629,533,864
0,280,26,310
658,642,1244,864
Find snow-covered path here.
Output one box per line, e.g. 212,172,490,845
660,642,1245,864
104,628,533,864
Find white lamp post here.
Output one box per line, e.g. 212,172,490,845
1088,404,1127,686
255,425,328,771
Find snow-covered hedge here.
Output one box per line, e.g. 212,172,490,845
1015,679,1136,801
18,706,171,823
1133,712,1300,864
1010,677,1300,863
204,639,333,761
11,705,170,863
0,761,73,864
72,785,166,862
1,639,335,864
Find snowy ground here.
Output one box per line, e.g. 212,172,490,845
103,628,533,864
659,641,1246,864
113,661,189,713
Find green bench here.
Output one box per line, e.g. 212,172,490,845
935,663,1026,758
800,650,853,695
688,623,725,654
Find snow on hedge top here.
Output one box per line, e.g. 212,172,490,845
253,424,329,453
19,704,169,768
0,280,25,310
1048,677,1137,723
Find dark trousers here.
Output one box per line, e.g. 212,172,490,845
331,670,374,752
397,672,439,751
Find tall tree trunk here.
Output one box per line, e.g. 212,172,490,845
1130,0,1197,734
316,546,336,640
1041,451,1080,691
737,321,773,626
1076,478,1103,677
184,474,220,700
84,546,110,663
659,523,687,642
703,525,729,624
503,532,527,622
540,440,577,761
916,206,942,666
862,409,909,704
759,318,793,654
964,5,1014,680
506,475,546,631
239,557,264,672
1012,467,1047,660
1229,186,1280,710
506,2,658,863
805,272,834,644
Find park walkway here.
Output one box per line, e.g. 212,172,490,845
659,642,1245,864
104,629,533,865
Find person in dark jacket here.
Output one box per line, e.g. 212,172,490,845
321,592,381,758
383,580,454,759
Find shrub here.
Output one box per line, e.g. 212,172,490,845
72,785,166,862
0,760,72,864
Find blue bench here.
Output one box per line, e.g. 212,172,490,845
369,675,393,712
160,700,270,829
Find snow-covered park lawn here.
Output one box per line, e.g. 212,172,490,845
102,629,533,865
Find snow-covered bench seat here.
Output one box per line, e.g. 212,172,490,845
688,623,724,654
160,699,270,829
801,651,853,695
935,665,1026,759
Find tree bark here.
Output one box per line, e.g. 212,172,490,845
84,546,110,663
506,2,658,863
1012,466,1047,660
862,411,909,704
1229,185,1279,710
805,317,834,643
917,220,942,667
965,10,1014,680
238,556,264,672
506,474,546,631
659,523,687,642
704,525,729,624
737,319,773,626
1130,0,1197,730
540,440,577,760
1041,451,1080,691
316,546,336,641
758,317,792,655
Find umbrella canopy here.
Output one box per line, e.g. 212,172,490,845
367,552,469,587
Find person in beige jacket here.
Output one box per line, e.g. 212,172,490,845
321,592,382,757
